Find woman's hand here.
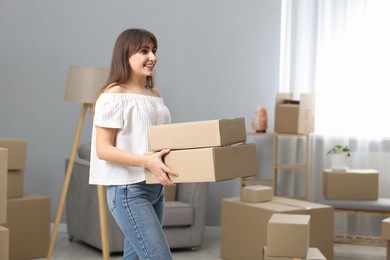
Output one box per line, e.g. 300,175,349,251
145,149,179,186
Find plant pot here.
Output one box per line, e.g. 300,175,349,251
329,154,349,171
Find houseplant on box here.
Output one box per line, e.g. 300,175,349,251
327,145,351,171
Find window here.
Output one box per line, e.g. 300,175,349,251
279,0,390,138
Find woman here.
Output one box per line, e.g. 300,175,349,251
89,28,178,260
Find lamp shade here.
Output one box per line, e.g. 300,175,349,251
64,66,110,104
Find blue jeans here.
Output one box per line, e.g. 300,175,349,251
106,182,172,260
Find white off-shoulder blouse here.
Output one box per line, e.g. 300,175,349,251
89,93,171,185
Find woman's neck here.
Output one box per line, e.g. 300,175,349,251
120,77,153,95
124,75,146,89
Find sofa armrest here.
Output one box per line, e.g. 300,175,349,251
71,158,90,167
65,158,124,253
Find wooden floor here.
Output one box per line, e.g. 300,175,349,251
41,231,387,260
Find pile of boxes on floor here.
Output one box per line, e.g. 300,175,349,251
0,138,50,260
221,185,333,260
145,117,258,183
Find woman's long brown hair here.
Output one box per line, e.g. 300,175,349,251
92,28,158,115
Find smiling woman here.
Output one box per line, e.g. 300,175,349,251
89,28,177,260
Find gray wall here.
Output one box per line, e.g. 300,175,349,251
0,0,281,226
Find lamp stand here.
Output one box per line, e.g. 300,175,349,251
98,185,110,259
47,103,110,260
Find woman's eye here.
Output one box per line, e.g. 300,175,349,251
141,49,148,54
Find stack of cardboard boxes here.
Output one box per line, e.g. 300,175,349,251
0,147,9,260
263,213,326,260
0,138,51,260
220,95,331,259
221,184,333,260
145,117,258,183
323,169,379,200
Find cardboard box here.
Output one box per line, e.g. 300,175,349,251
0,226,9,260
220,197,306,260
267,213,310,258
323,169,379,200
3,193,51,260
382,217,390,240
0,148,7,224
0,138,27,170
7,170,24,199
240,185,273,203
274,93,315,134
146,143,258,184
149,117,246,151
263,247,326,260
272,197,334,260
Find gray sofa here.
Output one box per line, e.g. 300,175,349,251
65,143,209,253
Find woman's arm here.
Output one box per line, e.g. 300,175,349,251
95,126,178,185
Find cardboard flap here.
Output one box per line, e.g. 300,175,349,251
300,93,315,108
275,93,293,105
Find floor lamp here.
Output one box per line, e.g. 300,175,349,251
47,66,110,260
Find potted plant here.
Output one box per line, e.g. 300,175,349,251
327,145,351,171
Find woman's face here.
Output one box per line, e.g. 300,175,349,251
128,41,157,78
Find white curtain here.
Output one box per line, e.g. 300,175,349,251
280,0,390,136
278,0,390,236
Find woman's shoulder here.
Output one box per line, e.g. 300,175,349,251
151,88,162,97
104,84,124,93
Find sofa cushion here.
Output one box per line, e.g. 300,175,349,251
163,201,194,227
78,143,91,161
321,198,390,212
